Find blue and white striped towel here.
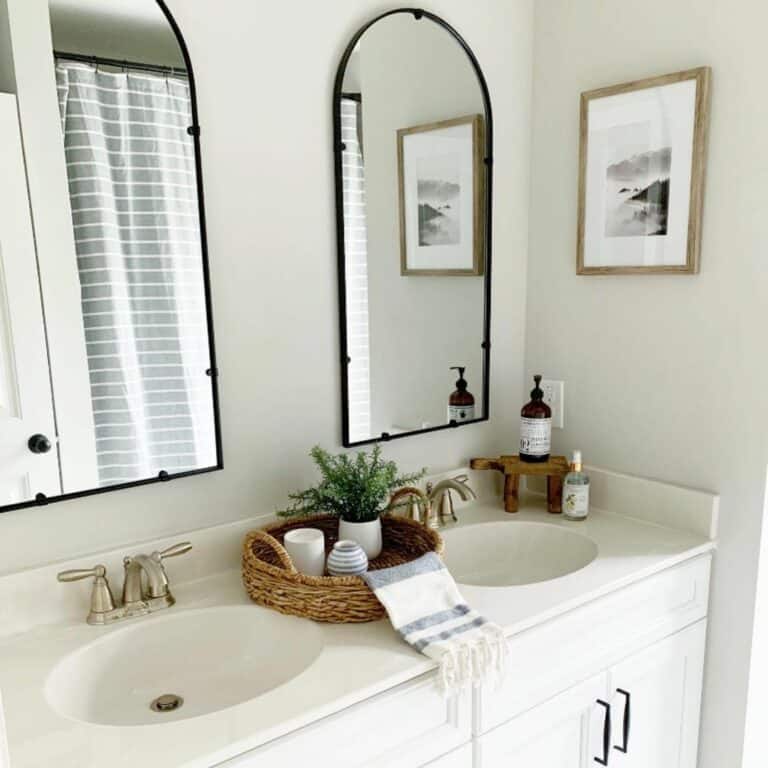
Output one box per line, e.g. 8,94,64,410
362,552,507,694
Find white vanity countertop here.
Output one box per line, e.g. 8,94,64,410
0,495,715,768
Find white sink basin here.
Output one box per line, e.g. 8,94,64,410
45,605,324,726
442,521,598,587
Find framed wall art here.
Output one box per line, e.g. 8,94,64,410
577,67,711,275
398,114,484,276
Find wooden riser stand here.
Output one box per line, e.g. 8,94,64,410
470,455,570,514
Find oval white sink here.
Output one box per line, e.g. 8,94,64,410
442,521,598,587
46,605,324,726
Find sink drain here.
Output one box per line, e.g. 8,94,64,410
150,693,184,713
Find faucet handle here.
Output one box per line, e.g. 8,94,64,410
57,564,117,624
157,541,192,560
57,564,107,582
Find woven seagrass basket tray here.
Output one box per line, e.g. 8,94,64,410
242,514,443,623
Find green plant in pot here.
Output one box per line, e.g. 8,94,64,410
278,446,425,558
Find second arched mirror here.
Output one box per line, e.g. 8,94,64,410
333,9,493,447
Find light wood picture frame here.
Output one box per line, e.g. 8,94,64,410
397,114,484,276
577,67,711,275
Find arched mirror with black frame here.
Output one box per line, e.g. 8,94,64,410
0,0,221,513
333,8,493,448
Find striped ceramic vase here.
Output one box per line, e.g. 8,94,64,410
326,540,369,577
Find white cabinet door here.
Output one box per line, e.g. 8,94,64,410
423,744,472,767
478,672,610,768
0,93,60,504
609,620,706,768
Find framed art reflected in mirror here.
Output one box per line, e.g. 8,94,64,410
398,114,484,276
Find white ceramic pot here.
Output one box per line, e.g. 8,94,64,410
338,517,383,559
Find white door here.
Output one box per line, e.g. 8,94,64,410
609,621,706,768
0,92,60,504
478,672,610,767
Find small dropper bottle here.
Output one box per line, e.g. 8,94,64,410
563,450,590,521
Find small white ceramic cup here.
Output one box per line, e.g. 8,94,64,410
283,528,326,577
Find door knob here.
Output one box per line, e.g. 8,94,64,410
28,433,52,454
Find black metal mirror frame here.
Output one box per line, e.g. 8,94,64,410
333,7,494,448
1,0,222,514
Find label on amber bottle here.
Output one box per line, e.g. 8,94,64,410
448,404,475,422
520,417,551,456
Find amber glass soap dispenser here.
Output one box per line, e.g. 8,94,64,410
520,374,552,462
448,367,475,423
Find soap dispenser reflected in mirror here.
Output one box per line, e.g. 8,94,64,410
448,367,475,423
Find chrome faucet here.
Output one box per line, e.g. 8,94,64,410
57,542,192,625
388,475,476,529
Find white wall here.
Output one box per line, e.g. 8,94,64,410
0,0,533,574
48,0,185,67
357,15,485,434
526,1,768,765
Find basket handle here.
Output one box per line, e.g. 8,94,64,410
246,530,299,574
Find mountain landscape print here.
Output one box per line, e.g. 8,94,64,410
605,146,671,237
417,154,461,246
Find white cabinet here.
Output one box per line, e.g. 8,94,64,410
478,672,608,767
218,673,471,768
423,744,473,767
218,558,710,768
609,621,706,768
476,556,710,733
477,621,706,768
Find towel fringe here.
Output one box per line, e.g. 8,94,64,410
436,625,508,696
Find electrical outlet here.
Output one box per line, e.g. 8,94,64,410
541,379,565,429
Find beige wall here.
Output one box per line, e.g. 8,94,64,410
0,0,533,573
357,14,485,434
526,1,768,765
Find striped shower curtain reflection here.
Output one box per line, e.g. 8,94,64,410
340,97,371,443
55,60,216,486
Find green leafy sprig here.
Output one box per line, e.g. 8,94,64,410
277,445,425,523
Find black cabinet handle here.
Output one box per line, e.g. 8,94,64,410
28,434,52,454
614,689,631,754
595,699,611,765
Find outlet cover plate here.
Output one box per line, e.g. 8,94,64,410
541,379,564,429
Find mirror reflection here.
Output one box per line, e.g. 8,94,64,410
0,0,219,509
336,11,491,446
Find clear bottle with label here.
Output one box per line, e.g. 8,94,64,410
520,374,551,462
448,367,475,423
563,450,590,521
